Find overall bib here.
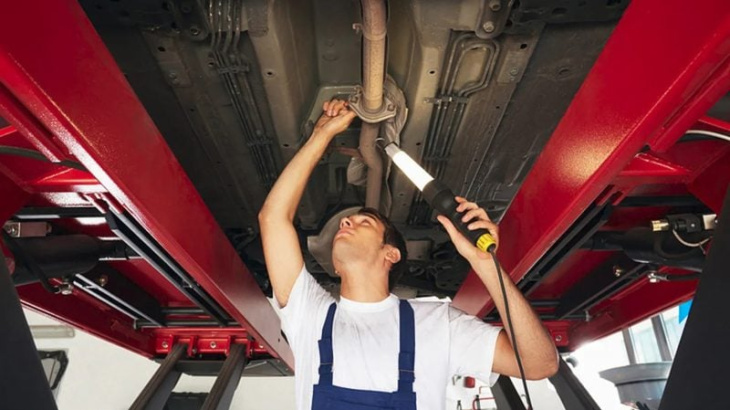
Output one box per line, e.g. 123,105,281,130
311,299,418,410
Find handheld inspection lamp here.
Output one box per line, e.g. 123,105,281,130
383,143,496,253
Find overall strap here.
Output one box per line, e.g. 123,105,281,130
397,300,416,393
317,303,337,386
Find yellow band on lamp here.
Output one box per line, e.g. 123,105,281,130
476,233,496,253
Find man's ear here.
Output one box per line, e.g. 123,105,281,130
384,245,401,264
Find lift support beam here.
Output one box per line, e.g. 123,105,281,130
130,344,187,410
453,0,730,344
0,0,292,367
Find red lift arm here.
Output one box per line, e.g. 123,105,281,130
454,0,730,348
0,0,292,367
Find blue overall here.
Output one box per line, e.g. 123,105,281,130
311,300,418,410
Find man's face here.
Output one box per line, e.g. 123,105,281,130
331,212,386,271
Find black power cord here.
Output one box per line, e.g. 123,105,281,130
490,248,533,410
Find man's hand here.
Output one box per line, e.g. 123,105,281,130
436,197,499,264
313,99,357,138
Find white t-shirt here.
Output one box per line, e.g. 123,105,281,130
277,265,502,410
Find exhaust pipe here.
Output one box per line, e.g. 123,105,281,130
359,0,387,209
361,0,387,113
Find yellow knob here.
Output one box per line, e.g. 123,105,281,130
476,233,496,253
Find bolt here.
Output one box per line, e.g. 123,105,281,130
168,72,178,79
482,21,495,33
555,334,563,342
613,265,624,277
59,281,74,296
210,341,217,349
97,274,109,287
489,0,502,11
181,2,193,13
647,271,659,283
387,104,395,111
189,26,201,37
509,68,519,76
161,341,169,349
350,95,359,104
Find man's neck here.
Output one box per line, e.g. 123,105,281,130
338,263,389,303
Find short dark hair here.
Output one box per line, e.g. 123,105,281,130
357,207,408,292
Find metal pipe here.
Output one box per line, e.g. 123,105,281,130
360,122,383,208
360,0,387,113
359,0,387,209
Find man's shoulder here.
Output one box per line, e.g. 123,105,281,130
403,298,451,319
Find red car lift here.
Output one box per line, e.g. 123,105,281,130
0,0,729,408
0,0,291,366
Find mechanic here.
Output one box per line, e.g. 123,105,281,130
258,99,559,410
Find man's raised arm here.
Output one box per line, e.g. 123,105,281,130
438,197,559,380
258,100,356,307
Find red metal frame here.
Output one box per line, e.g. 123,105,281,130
453,0,730,348
0,0,292,366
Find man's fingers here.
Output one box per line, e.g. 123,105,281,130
467,220,497,232
436,215,457,236
461,208,488,223
456,200,479,213
343,109,357,120
327,99,347,116
437,215,468,247
439,215,486,259
336,103,350,117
